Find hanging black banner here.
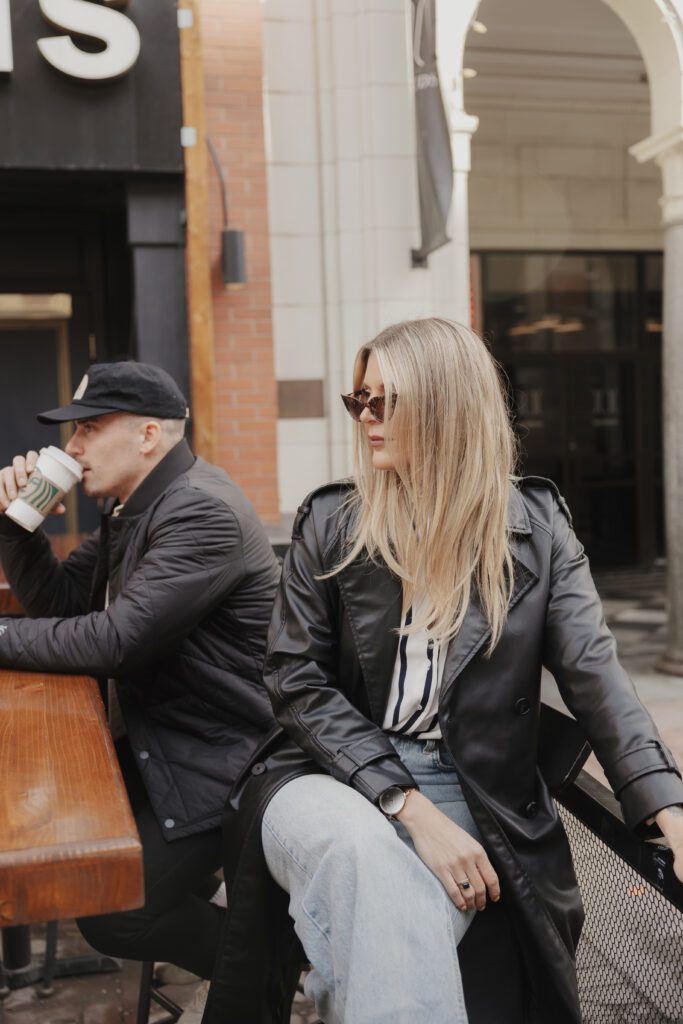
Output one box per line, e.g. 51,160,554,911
411,0,453,265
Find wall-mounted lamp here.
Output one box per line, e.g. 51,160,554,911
221,229,246,292
462,67,478,79
471,19,487,34
207,137,247,290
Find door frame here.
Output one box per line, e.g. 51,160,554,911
0,293,78,534
475,249,663,568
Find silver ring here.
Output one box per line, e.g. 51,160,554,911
458,879,471,890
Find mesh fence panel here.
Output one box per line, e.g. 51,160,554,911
559,804,683,1024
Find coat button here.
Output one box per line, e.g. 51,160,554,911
514,697,531,716
164,818,175,829
251,762,266,776
139,750,149,760
523,801,538,819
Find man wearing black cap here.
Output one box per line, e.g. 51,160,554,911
0,361,280,1004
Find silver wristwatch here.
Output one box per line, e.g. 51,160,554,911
379,785,412,819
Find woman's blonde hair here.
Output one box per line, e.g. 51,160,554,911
332,317,517,652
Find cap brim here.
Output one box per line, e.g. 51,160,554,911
37,404,121,424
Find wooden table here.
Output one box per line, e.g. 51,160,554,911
0,670,143,928
0,584,21,615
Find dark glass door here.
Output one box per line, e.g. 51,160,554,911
508,358,638,564
481,251,662,567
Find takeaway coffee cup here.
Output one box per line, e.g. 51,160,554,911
4,446,83,532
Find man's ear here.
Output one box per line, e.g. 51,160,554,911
139,420,162,455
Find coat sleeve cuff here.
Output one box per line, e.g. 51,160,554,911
331,736,417,803
605,740,679,795
618,769,683,834
350,756,418,804
0,515,33,540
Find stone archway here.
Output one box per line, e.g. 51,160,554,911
437,0,683,672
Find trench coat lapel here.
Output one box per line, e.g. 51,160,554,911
337,485,539,721
337,556,402,724
439,484,539,704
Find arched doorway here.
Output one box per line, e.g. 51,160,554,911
439,0,683,669
464,0,662,568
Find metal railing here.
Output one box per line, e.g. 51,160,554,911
558,771,683,1023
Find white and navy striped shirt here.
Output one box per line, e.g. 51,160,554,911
382,598,449,740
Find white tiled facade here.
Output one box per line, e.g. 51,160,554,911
262,0,445,512
262,0,683,516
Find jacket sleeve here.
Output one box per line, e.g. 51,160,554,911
264,500,417,804
0,492,246,676
542,497,683,832
0,515,100,617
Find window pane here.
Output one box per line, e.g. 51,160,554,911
484,253,638,354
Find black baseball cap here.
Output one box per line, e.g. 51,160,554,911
37,362,190,424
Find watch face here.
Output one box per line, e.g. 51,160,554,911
380,786,406,817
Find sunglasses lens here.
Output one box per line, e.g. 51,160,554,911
368,397,385,423
341,393,364,421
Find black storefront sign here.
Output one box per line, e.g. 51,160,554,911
0,0,188,530
0,0,182,172
411,0,453,265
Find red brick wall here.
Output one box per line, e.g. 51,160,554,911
199,0,279,522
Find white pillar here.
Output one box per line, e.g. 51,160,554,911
431,0,480,324
431,109,478,324
632,131,683,673
653,141,683,674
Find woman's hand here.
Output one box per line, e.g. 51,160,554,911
655,805,683,883
396,789,500,912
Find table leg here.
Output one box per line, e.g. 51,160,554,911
0,922,121,995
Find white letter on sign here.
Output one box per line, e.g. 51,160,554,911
0,0,13,73
37,0,140,81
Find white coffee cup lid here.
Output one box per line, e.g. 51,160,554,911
40,446,83,481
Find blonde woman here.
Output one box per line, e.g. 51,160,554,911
206,318,683,1024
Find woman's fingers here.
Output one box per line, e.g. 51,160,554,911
467,866,489,911
476,854,501,903
403,794,500,913
438,860,485,911
672,843,683,884
441,853,499,912
442,871,469,912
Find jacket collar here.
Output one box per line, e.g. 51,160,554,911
111,439,195,519
507,481,532,536
337,482,537,722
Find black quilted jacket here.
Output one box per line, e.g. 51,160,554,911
0,440,280,839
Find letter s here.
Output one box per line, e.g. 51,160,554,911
37,0,140,81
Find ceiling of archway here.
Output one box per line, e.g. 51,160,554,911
465,0,649,108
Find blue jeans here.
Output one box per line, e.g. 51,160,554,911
262,735,481,1024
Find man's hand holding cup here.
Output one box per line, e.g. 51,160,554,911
0,448,82,530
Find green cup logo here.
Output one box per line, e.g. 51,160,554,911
18,471,63,514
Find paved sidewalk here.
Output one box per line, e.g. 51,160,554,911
0,928,319,1024
1,568,681,1024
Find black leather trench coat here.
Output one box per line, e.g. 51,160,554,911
204,477,683,1024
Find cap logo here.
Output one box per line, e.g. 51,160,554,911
73,374,89,401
